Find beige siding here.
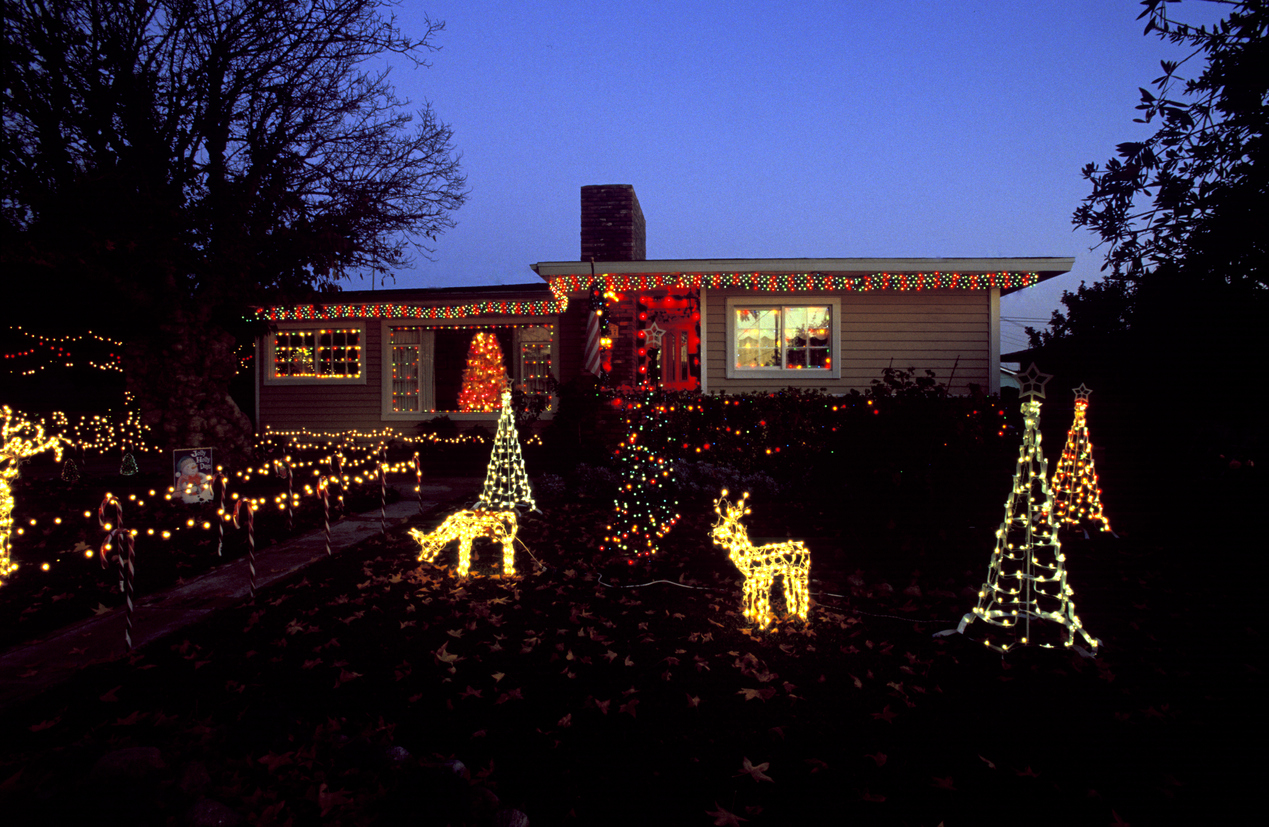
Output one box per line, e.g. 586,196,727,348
706,289,991,395
259,323,386,435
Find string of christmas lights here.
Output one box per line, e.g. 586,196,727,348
2,407,66,583
601,397,680,560
547,270,1040,300
257,299,566,322
3,326,124,376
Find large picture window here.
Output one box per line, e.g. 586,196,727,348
265,326,364,384
726,297,840,378
382,323,554,418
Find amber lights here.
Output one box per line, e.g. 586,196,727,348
410,509,519,578
711,490,811,629
1051,385,1112,533
2,406,66,583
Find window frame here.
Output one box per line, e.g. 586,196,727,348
262,322,367,386
724,296,841,379
380,319,557,421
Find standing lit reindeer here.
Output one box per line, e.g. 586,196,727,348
711,490,811,628
409,509,518,578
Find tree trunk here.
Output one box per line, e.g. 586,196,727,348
124,310,254,469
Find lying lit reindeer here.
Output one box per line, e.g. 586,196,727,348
409,509,519,578
711,490,811,629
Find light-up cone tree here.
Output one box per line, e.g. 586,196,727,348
601,396,679,560
952,365,1100,654
2,407,65,583
1051,384,1112,533
473,388,536,512
457,332,507,412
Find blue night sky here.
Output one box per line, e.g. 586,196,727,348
374,0,1224,356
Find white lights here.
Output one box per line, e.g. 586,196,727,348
711,490,810,629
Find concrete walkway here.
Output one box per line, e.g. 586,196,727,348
0,478,482,710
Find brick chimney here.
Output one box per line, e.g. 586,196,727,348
580,185,645,262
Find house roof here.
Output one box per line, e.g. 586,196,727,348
255,282,557,322
531,257,1074,296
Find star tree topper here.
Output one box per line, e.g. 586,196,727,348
1017,363,1052,400
644,321,667,349
1073,383,1092,403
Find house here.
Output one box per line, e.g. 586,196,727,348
254,185,1072,434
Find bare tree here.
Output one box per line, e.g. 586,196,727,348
2,0,467,458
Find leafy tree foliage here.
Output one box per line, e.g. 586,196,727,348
1074,0,1265,286
1041,0,1265,353
1,0,466,457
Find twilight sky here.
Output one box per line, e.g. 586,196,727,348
374,0,1223,356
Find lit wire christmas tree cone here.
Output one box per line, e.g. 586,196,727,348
1050,384,1113,535
946,365,1101,655
473,388,537,512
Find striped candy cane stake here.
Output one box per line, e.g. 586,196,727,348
99,528,136,651
378,448,388,534
319,475,332,556
233,499,256,599
276,457,294,533
98,493,125,591
413,451,424,513
214,470,227,556
329,454,345,515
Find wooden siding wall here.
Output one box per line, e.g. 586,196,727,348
259,323,386,435
705,289,992,395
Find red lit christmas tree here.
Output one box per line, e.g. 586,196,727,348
457,332,507,412
1050,384,1112,533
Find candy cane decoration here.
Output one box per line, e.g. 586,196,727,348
99,528,136,651
329,454,345,514
98,493,125,591
233,499,257,599
378,448,388,534
214,470,227,557
413,451,424,514
275,457,294,533
319,475,332,556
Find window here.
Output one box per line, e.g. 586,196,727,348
725,297,840,379
381,322,554,419
265,326,364,384
518,326,553,406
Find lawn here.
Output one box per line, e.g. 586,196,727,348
0,477,1257,827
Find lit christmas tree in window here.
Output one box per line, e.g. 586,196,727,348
473,388,536,512
1050,384,1112,533
950,365,1100,654
457,332,507,412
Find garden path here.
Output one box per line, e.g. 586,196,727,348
0,478,482,710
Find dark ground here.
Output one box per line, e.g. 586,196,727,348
0,473,1261,826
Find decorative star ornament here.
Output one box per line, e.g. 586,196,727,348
1017,363,1052,400
1073,383,1093,403
644,321,667,349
